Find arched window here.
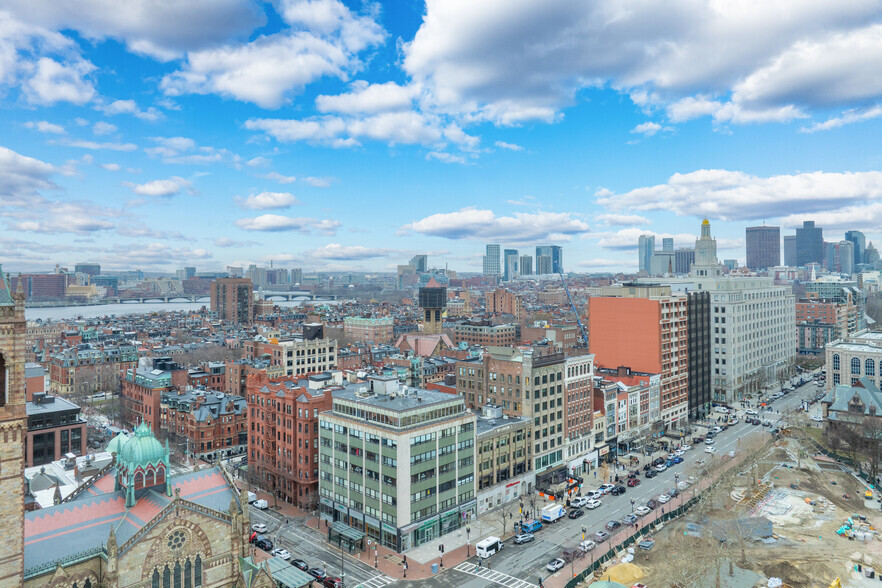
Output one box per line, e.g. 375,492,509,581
194,555,202,587
84,580,92,588
156,467,166,486
867,359,876,377
174,561,182,588
163,565,171,588
152,569,160,588
145,470,155,487
185,559,192,588
833,354,840,370
852,357,861,375
135,471,144,488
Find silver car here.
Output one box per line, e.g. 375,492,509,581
546,558,565,572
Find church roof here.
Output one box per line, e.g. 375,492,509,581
424,277,443,288
0,264,12,306
118,422,166,470
105,431,130,456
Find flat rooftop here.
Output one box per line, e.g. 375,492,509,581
333,383,462,412
26,395,81,416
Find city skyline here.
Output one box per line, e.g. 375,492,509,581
2,1,882,274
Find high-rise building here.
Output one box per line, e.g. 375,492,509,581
845,230,866,266
745,226,780,269
483,244,501,276
686,291,712,420
503,249,518,281
410,254,428,273
796,221,824,267
0,266,26,585
210,277,253,324
536,255,552,275
638,235,655,273
784,235,797,266
694,219,718,270
519,255,533,276
536,245,563,273
838,241,855,275
662,237,674,252
419,277,446,334
74,262,101,276
175,266,196,280
674,248,695,274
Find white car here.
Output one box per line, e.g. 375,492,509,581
729,418,739,425
599,483,615,494
634,506,651,517
657,494,670,503
585,499,602,510
680,445,691,451
586,490,603,500
712,426,722,434
579,540,596,552
745,409,758,416
705,446,717,454
251,523,268,533
728,450,736,457
546,558,565,572
675,449,685,456
655,464,667,472
271,548,290,560
571,496,590,508
811,415,823,422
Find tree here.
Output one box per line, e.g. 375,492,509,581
862,417,882,486
496,499,519,536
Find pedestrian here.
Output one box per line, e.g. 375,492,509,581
594,471,597,479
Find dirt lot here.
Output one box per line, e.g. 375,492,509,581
631,436,882,588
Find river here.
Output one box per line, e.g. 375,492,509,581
25,299,336,323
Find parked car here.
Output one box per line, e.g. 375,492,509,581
251,523,267,533
594,530,610,542
255,538,273,552
653,457,666,466
712,426,722,434
568,508,584,519
655,464,667,472
308,568,327,581
646,499,658,510
622,514,638,525
514,532,535,545
272,548,290,560
672,456,684,464
546,558,565,572
627,478,641,487
521,519,543,533
705,446,717,453
585,499,602,509
571,496,590,508
323,578,344,588
606,520,622,531
252,499,268,510
586,490,603,500
729,450,736,457
811,415,823,422
291,560,309,571
611,485,626,496
680,444,692,451
705,437,715,445
657,494,670,504
635,506,651,517
599,483,615,494
645,469,658,479
579,539,596,552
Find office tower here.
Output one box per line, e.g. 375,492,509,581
838,241,855,275
674,248,695,274
409,254,428,273
745,226,780,269
419,277,446,334
694,219,718,269
175,266,196,280
845,230,866,265
483,244,501,276
796,221,824,267
536,255,552,275
638,235,655,273
551,245,563,273
662,238,674,252
74,262,101,276
686,290,712,420
783,236,797,266
503,249,519,281
650,251,675,275
519,255,533,276
825,242,837,272
210,278,253,324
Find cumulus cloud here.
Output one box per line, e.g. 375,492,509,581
306,243,393,260
596,169,882,221
97,99,162,121
494,141,523,151
92,121,117,135
235,214,340,234
316,81,417,114
0,146,57,204
9,201,117,234
594,228,699,251
24,120,65,134
801,105,882,133
144,136,241,166
261,171,297,184
235,191,300,210
23,57,95,105
426,151,466,164
400,208,590,242
595,213,651,226
631,122,663,136
126,176,193,197
100,163,121,171
161,0,384,108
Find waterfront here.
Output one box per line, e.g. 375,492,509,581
25,299,333,323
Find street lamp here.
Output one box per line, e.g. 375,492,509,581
581,525,586,541
466,524,471,557
630,498,635,513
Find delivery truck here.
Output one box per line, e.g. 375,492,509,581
540,503,565,523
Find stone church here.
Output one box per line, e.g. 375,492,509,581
0,267,277,588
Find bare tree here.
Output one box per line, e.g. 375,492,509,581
496,499,519,536
862,417,882,486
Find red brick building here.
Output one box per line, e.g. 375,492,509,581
160,388,247,460
210,277,253,324
26,394,87,467
246,372,335,508
120,357,188,434
452,322,517,347
486,288,524,321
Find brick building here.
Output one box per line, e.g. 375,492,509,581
47,343,138,395
485,288,524,321
796,299,848,354
246,371,335,508
25,393,87,467
9,273,67,300
451,322,517,347
343,316,394,343
243,335,337,377
210,277,253,324
160,388,247,460
563,354,595,476
120,357,188,434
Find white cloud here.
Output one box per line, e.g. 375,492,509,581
0,146,57,204
92,121,117,135
400,207,590,242
161,0,384,108
594,228,698,251
306,243,393,260
145,136,197,158
426,151,466,164
100,163,121,171
304,176,332,187
494,141,523,151
144,136,241,166
9,201,116,234
245,156,270,167
595,213,651,226
801,105,882,133
631,122,662,136
24,120,65,134
98,99,162,121
597,169,882,221
24,57,95,105
316,81,417,114
235,214,340,234
214,237,259,247
261,171,297,184
63,140,138,151
235,191,300,210
127,176,193,197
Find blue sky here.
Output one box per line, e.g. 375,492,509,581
2,0,882,274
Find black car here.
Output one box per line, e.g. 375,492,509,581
645,469,658,479
568,508,584,519
255,539,273,552
653,457,666,466
291,560,309,571
308,568,327,580
611,485,626,496
606,520,622,531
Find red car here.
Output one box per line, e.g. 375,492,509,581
627,478,641,487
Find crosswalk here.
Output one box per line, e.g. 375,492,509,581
355,574,395,588
453,562,538,588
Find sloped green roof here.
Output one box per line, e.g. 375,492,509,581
106,431,130,456
0,265,12,306
118,423,166,470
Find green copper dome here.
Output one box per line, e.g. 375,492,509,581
106,431,130,456
118,423,167,469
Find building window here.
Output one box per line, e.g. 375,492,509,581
833,354,840,370
852,357,861,375
867,359,876,377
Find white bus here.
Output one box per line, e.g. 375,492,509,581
475,536,504,559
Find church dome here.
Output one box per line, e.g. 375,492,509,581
118,423,167,469
106,431,130,456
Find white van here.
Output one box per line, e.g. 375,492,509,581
475,536,504,559
252,499,268,510
713,406,730,414
246,491,257,504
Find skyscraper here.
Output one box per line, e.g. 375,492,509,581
638,235,655,273
674,248,695,274
483,244,501,276
845,230,866,266
783,236,797,266
662,237,674,252
796,221,824,267
550,245,563,273
519,255,533,276
745,226,780,269
409,254,428,273
210,278,253,324
503,249,519,281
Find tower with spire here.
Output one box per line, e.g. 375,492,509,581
691,219,723,278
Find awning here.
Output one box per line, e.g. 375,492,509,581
266,556,314,588
330,520,365,543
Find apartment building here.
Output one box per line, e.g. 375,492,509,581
826,330,882,390
343,316,394,344
595,368,662,457
244,336,338,377
318,376,477,552
475,406,532,514
26,393,87,467
451,322,517,347
246,372,335,508
563,354,595,476
47,343,138,395
121,357,189,434
210,277,253,324
160,388,247,460
486,288,524,321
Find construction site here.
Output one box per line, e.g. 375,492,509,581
581,429,882,588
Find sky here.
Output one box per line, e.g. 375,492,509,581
2,0,882,275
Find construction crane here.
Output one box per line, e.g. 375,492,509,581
558,270,588,348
